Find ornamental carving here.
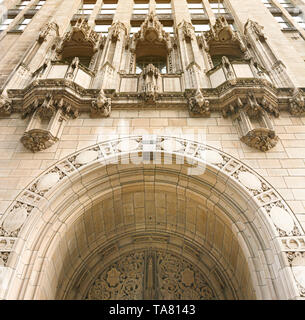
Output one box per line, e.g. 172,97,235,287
139,64,161,103
133,12,170,44
21,93,78,152
289,89,305,116
179,20,195,42
37,22,59,44
109,21,128,43
91,90,112,118
186,89,210,117
56,18,99,60
130,12,172,52
86,250,216,300
204,16,247,53
241,129,279,152
0,95,12,116
244,19,266,41
22,93,79,119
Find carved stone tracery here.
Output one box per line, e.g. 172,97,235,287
86,250,216,300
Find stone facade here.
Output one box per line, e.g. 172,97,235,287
0,0,305,300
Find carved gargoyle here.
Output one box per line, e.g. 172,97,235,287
289,89,305,116
91,90,111,118
0,95,12,116
187,89,210,117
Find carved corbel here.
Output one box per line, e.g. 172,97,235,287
186,89,210,117
289,89,305,116
91,90,111,118
0,95,12,116
21,94,79,152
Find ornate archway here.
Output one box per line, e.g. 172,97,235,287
0,136,305,300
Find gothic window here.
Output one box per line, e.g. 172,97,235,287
192,21,210,35
279,0,294,8
100,0,118,15
187,0,206,15
274,15,293,29
16,1,31,11
156,1,172,14
0,18,14,32
33,1,46,10
133,1,149,15
14,17,31,31
261,0,274,8
209,0,228,14
94,23,112,35
136,55,167,74
78,0,96,15
294,15,305,29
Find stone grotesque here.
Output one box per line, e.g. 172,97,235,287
289,89,305,116
187,89,210,117
0,95,12,116
91,90,112,117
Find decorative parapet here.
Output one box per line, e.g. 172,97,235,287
91,90,112,118
37,22,59,44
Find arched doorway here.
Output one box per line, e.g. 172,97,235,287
1,136,304,300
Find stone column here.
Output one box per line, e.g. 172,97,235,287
227,0,305,87
113,0,133,25
88,0,104,27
